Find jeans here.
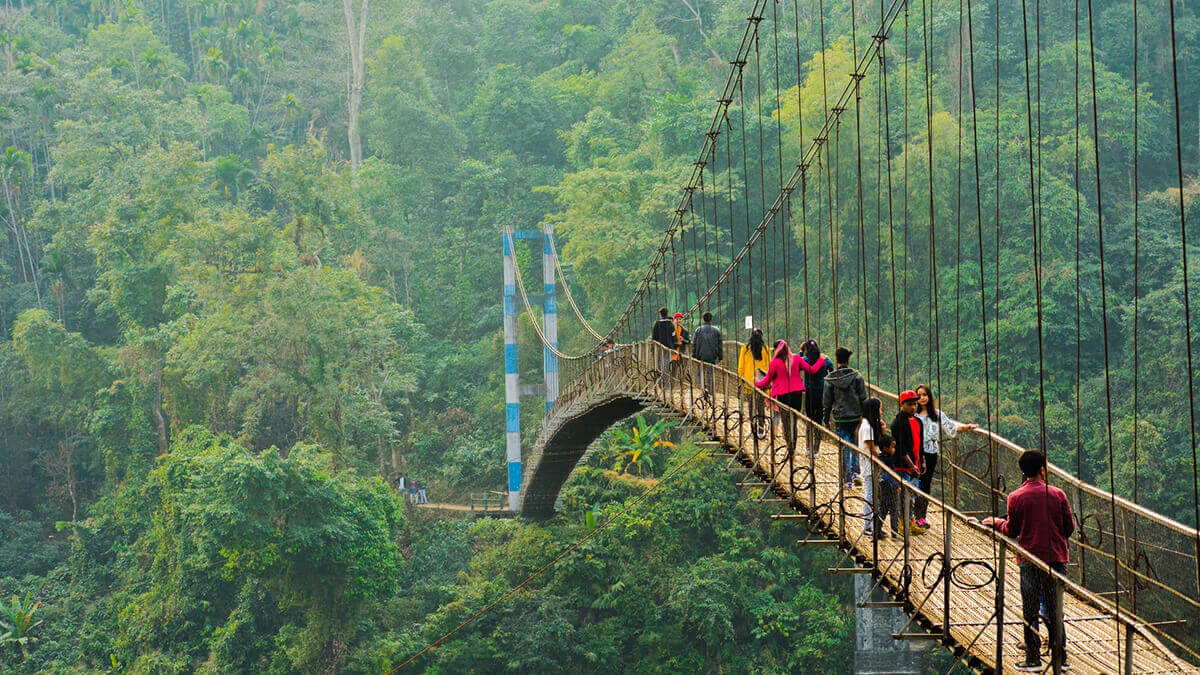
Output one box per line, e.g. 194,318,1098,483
875,475,899,534
1020,562,1066,666
776,392,804,454
804,389,823,455
902,474,919,522
835,421,860,482
914,450,938,520
696,359,716,395
862,462,875,521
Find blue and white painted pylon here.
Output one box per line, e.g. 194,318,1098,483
503,232,522,511
501,226,559,511
542,223,559,412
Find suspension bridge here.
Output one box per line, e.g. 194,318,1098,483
497,0,1200,672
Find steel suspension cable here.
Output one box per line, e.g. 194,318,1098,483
902,2,910,385
954,0,964,417
853,0,871,381
1084,0,1124,658
1019,0,1048,454
773,1,787,338
503,227,592,359
1130,0,1141,610
966,0,996,522
922,0,939,399
882,9,900,391
686,0,910,325
1166,0,1200,611
793,0,811,338
546,236,606,342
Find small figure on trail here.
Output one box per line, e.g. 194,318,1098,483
858,397,885,536
872,433,898,538
800,339,835,455
417,481,428,504
691,311,723,394
912,384,978,530
823,347,868,488
738,328,771,439
888,389,925,535
979,450,1074,672
755,341,800,453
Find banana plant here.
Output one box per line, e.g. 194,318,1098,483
0,593,43,658
611,415,677,476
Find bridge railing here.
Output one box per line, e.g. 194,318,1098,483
856,385,1200,663
553,340,1193,670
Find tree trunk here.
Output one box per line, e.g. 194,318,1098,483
342,0,368,173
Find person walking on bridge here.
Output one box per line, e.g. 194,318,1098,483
651,307,673,372
667,312,690,381
912,384,977,530
800,339,834,455
755,341,801,454
979,450,1074,672
823,347,868,488
889,389,924,535
691,311,723,395
738,329,771,438
858,397,885,536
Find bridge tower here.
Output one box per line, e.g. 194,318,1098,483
502,225,559,511
854,575,927,673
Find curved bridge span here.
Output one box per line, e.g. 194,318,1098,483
520,341,1200,674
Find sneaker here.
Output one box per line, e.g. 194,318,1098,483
1014,660,1043,672
908,519,928,535
853,476,863,487
916,518,929,529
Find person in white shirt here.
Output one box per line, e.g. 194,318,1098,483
858,397,886,536
912,384,978,528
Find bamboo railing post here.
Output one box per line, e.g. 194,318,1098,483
996,539,1007,672
838,435,846,542
809,424,817,511
943,504,952,641
902,477,911,597
1123,621,1134,675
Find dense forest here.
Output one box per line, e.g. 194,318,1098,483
0,0,1196,671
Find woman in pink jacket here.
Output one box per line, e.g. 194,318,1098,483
755,340,828,454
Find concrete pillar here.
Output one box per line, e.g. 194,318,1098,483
542,223,558,411
503,233,522,511
854,575,927,674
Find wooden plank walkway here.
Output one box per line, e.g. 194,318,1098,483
648,380,1197,674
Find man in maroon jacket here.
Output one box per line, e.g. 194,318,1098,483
980,450,1075,671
